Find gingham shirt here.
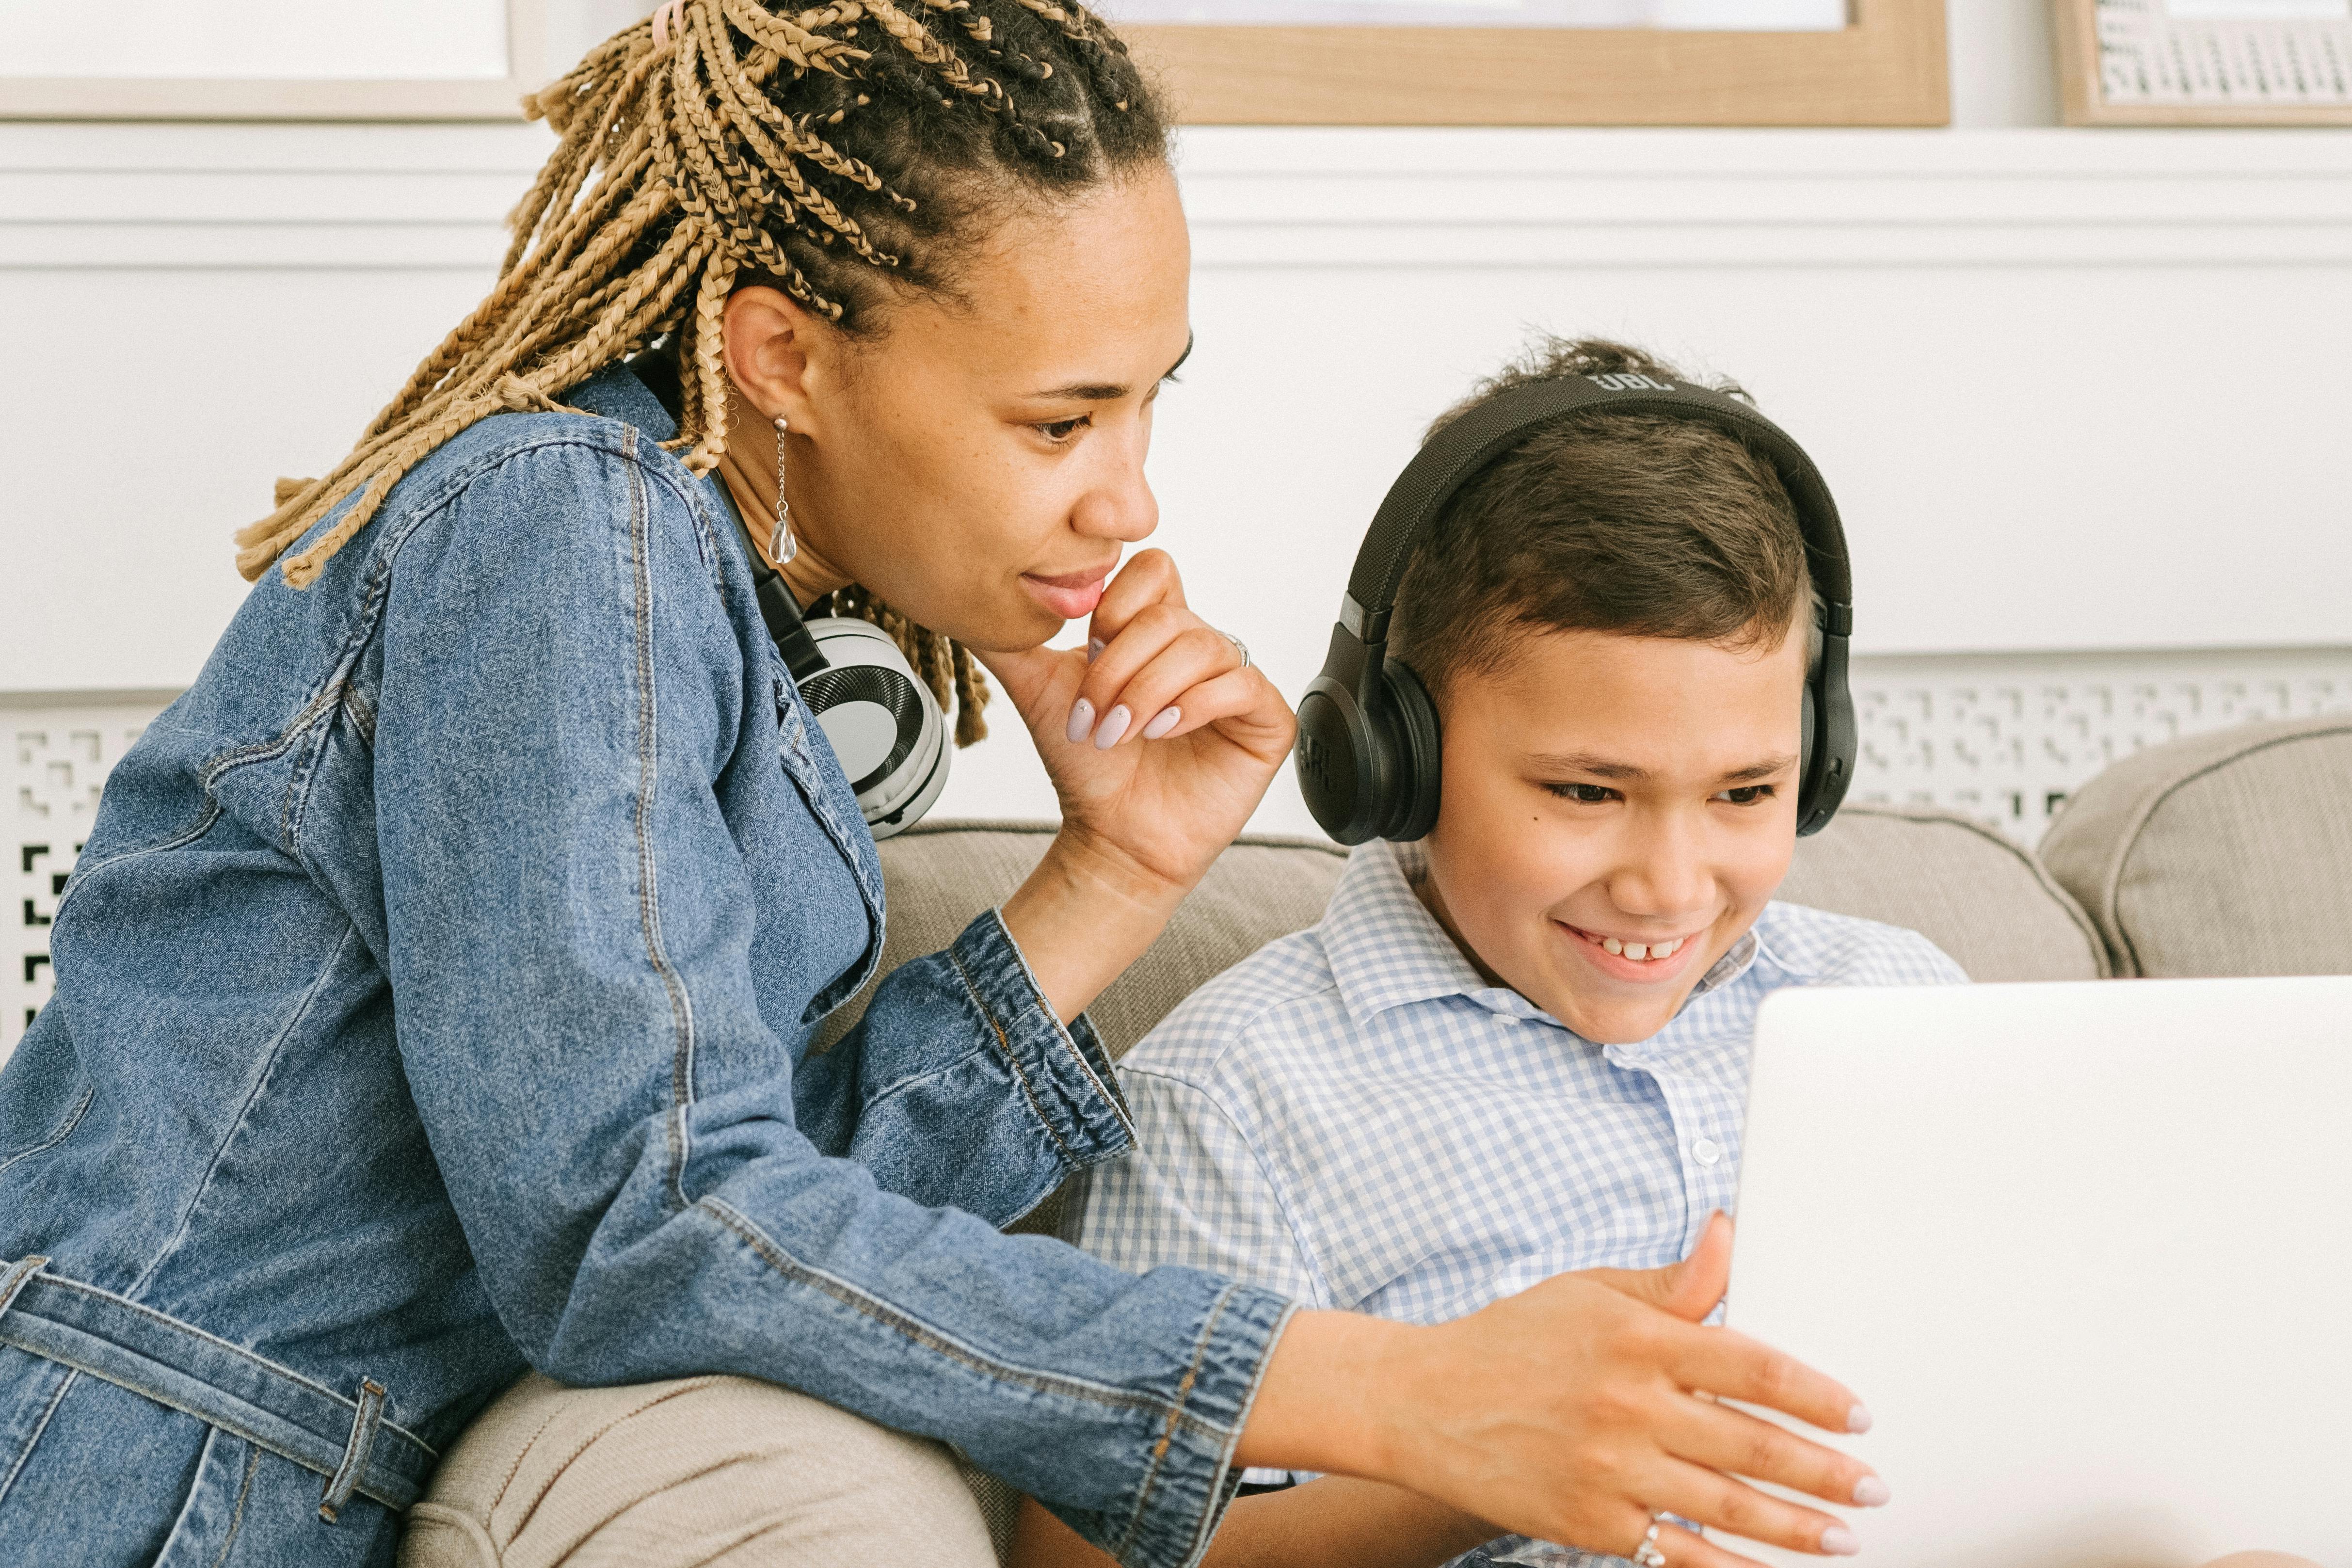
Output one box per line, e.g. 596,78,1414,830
1068,839,1966,1567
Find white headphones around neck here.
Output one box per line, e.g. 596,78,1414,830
715,486,950,840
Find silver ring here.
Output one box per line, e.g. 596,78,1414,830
1219,630,1250,671
1633,1519,1668,1568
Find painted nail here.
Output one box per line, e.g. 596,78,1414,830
1065,698,1095,744
1846,1403,1873,1435
1821,1527,1861,1557
1141,706,1182,740
1092,704,1131,750
1853,1476,1890,1507
1087,637,1105,663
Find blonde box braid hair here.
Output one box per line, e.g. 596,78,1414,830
235,0,1166,749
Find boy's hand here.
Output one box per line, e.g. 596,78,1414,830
1239,1215,1884,1568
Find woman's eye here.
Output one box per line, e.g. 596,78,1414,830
1544,782,1617,805
1715,784,1775,806
1034,416,1089,443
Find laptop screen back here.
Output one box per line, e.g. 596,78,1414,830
1726,976,2352,1567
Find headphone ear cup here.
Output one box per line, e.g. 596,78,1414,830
1795,628,1855,838
1295,676,1382,846
1379,658,1443,843
797,617,950,840
1801,679,1817,802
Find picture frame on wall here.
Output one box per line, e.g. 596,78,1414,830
0,0,547,120
1115,0,1950,125
2054,0,2352,123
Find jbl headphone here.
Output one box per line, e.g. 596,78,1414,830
1294,371,1855,847
718,487,951,840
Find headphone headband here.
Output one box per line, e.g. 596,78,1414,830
1342,372,1852,641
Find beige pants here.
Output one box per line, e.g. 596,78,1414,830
398,1373,1006,1568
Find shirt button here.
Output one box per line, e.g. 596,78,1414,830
1692,1137,1723,1166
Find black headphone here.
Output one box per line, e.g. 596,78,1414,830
719,488,952,840
1293,371,1856,847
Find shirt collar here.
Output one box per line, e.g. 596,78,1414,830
1316,840,1819,1031
1318,841,1501,1027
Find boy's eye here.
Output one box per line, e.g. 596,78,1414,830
1714,784,1776,806
1034,416,1090,443
1544,782,1618,804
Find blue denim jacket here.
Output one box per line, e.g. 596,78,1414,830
0,364,1292,1568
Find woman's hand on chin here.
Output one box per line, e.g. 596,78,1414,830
981,547,1292,890
978,548,1294,1021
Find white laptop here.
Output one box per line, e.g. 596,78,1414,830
1725,976,2352,1568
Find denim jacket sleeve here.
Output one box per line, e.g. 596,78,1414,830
371,423,1294,1568
793,912,1136,1224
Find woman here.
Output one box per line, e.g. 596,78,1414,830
0,4,1883,1566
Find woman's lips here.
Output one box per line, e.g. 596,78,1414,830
1021,565,1113,622
1557,921,1709,985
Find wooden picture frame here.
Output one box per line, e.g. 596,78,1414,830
2055,0,2352,125
0,0,545,121
1122,0,1948,125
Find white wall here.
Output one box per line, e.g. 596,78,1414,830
5,0,2349,840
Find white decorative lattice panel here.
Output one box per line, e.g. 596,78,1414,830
1848,648,2352,848
6,697,161,1064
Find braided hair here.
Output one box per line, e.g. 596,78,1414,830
236,0,1168,747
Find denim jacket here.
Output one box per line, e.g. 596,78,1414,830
0,364,1292,1568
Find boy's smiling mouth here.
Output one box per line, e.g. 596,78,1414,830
1556,921,1708,984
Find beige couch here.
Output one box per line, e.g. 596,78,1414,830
821,714,2352,1555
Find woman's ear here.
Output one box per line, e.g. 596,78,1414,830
722,285,842,437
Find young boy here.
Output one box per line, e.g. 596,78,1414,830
1015,337,1967,1568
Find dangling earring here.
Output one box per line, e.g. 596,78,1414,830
770,415,798,566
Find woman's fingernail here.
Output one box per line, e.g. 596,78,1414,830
1092,705,1131,750
1086,637,1105,663
1846,1404,1873,1434
1821,1526,1861,1556
1141,706,1182,740
1853,1476,1890,1507
1065,698,1094,744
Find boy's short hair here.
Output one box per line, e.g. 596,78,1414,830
1392,336,1812,702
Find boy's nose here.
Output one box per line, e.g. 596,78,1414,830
1608,819,1712,923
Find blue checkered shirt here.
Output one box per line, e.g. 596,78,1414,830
1067,839,1967,1568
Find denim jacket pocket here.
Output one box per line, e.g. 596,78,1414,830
771,670,886,1021
0,1069,96,1180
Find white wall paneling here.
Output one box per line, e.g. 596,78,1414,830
5,122,2351,847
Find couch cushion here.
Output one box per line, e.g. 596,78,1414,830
814,820,1346,1059
1777,804,2107,981
2038,716,2352,978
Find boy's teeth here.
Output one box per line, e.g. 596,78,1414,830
1597,934,1683,962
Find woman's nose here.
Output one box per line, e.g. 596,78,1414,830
1070,432,1159,543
